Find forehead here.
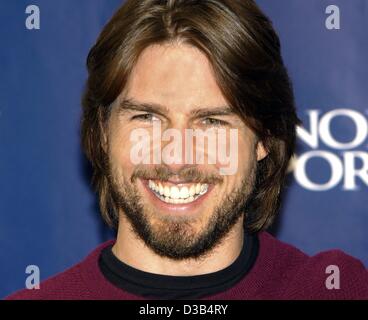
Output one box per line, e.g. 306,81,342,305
122,43,228,110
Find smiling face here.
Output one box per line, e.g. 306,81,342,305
105,43,267,259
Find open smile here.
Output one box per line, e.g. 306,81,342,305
140,178,213,213
148,180,209,204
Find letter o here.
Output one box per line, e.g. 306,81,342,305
319,109,368,149
294,151,343,191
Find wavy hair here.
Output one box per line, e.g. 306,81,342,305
81,0,301,232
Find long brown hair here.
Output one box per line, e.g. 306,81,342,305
81,0,301,232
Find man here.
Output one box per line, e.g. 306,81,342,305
7,0,368,300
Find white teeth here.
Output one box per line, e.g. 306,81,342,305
200,184,208,195
179,186,189,199
148,180,209,204
164,186,170,197
170,186,180,199
159,183,164,195
195,183,201,194
189,185,195,196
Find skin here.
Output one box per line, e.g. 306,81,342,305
105,42,267,276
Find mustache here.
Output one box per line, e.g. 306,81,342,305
131,165,224,185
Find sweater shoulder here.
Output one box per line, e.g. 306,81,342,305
6,262,86,300
289,249,368,299
5,241,114,300
254,233,368,299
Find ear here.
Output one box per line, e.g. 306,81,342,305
256,140,268,161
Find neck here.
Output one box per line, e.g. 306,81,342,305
112,215,245,276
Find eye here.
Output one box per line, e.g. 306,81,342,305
131,113,160,122
202,117,228,127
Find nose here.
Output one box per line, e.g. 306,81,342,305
160,126,194,171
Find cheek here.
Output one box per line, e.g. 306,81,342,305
238,131,256,162
108,126,137,173
215,129,255,177
233,140,256,187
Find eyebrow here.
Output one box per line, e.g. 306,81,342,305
190,107,235,118
119,98,235,118
119,98,170,117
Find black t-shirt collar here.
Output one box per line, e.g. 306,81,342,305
99,232,259,299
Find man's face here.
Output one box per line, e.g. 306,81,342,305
105,43,266,260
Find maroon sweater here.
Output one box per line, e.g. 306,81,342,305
6,232,368,300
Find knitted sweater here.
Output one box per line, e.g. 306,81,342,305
6,232,368,300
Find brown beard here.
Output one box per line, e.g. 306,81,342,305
107,164,257,260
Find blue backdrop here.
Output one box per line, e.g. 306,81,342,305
1,0,367,298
